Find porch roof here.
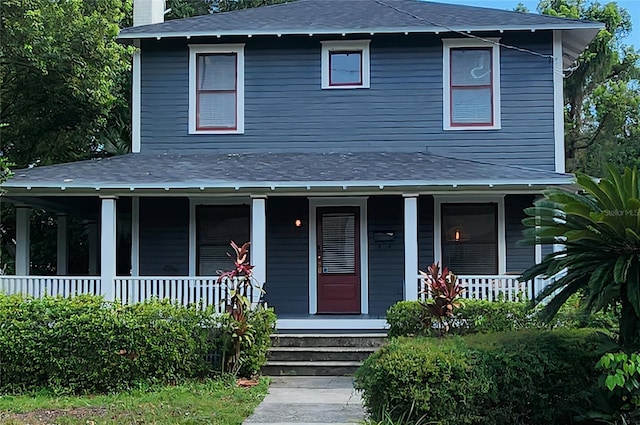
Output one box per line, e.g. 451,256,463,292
2,152,573,195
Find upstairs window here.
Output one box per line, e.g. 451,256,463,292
321,40,370,89
189,44,244,134
443,39,501,130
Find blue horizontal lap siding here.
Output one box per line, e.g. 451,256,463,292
140,33,555,169
265,197,309,315
139,197,189,276
418,196,435,271
368,196,404,315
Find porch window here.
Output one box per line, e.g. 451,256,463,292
442,38,501,130
321,40,370,89
196,205,250,275
189,44,245,134
441,203,497,275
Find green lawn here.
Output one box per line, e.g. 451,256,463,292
0,378,268,425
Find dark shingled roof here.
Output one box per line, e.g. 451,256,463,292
119,0,601,38
2,152,573,191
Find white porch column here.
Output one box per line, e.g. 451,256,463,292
15,206,31,276
100,197,117,301
56,214,68,275
87,221,98,275
131,197,140,276
403,195,419,300
251,196,267,303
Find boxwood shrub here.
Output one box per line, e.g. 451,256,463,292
386,298,617,337
0,294,276,394
355,329,604,425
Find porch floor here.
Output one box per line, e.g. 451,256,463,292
275,314,388,331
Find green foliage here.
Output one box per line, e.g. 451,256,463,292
580,351,640,422
237,307,277,377
538,0,639,175
469,329,603,425
0,294,275,394
418,263,465,337
386,301,426,337
216,241,266,375
1,0,134,168
386,297,616,338
355,337,491,425
521,166,640,348
355,329,604,425
165,0,293,19
0,377,269,424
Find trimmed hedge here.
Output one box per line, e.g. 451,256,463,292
355,329,604,425
0,294,276,394
386,298,617,337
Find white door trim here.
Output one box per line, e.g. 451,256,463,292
433,195,506,275
309,197,369,315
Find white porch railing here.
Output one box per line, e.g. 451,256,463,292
0,276,253,314
0,276,101,298
418,275,548,302
114,277,228,313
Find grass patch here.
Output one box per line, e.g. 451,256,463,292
0,377,269,425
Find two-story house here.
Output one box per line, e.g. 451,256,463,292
1,0,602,330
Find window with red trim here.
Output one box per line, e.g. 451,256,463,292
449,47,493,126
196,53,237,130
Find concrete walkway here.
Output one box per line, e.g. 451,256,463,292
244,377,366,425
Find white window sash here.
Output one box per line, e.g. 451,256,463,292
442,38,501,131
189,44,245,134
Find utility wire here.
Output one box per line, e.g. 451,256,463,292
373,0,569,77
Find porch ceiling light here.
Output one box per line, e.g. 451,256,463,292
294,218,303,228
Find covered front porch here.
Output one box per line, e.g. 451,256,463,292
0,152,569,329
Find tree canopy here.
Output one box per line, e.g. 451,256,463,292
0,0,134,168
538,0,640,176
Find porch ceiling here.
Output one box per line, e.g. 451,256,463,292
1,152,574,195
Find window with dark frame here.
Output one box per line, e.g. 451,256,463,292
329,50,363,86
441,203,498,275
196,205,250,276
449,47,493,127
196,53,237,130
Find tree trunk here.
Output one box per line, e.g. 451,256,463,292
619,292,640,349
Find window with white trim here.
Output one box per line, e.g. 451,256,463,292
443,39,501,130
196,205,250,275
441,203,498,274
321,40,370,89
189,44,245,134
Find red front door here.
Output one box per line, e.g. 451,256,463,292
317,207,361,314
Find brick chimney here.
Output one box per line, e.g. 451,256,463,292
133,0,165,26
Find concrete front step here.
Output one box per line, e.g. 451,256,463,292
270,333,387,348
268,346,377,362
262,360,363,376
263,333,387,376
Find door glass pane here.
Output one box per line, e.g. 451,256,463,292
441,204,497,275
322,213,356,274
330,51,362,85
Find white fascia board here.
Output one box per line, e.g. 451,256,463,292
117,23,604,40
1,177,575,190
